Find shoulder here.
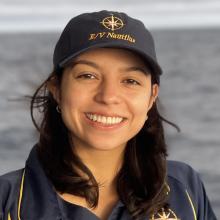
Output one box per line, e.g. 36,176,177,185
167,160,202,193
0,169,24,188
167,160,199,184
167,160,205,210
166,160,217,219
0,169,24,212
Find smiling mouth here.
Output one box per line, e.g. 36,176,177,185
85,113,126,125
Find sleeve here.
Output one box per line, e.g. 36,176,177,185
0,178,11,220
185,166,217,220
197,178,217,220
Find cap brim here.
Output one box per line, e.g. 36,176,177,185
59,41,162,75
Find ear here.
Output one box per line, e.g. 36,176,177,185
147,83,159,111
47,76,61,104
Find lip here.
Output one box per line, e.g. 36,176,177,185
85,112,127,118
84,112,127,130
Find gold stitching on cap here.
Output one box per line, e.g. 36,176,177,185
88,14,135,43
100,14,124,31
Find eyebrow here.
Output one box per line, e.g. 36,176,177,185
69,59,150,75
69,60,100,69
124,66,150,75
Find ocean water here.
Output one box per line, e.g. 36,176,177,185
0,29,219,217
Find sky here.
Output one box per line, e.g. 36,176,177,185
1,0,220,32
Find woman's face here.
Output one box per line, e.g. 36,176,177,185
51,48,158,152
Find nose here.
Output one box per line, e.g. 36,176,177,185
94,79,121,104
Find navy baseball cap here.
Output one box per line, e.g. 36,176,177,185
53,10,162,75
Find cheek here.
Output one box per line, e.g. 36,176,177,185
60,89,76,110
125,94,150,139
59,78,81,109
129,92,152,117
59,93,86,137
59,84,81,125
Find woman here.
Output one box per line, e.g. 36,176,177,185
0,10,217,220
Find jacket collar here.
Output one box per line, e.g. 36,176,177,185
22,146,125,220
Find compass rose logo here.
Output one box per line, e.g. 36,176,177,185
150,208,180,220
101,14,124,31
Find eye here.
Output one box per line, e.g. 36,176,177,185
123,79,141,85
76,73,97,79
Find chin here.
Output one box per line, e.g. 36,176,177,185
87,141,127,151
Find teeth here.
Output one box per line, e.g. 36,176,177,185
86,113,124,125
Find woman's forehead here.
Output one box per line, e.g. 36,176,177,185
71,48,152,72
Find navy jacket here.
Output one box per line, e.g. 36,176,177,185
0,146,217,220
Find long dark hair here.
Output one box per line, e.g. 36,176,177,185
30,60,179,219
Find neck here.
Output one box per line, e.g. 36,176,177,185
73,145,126,187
